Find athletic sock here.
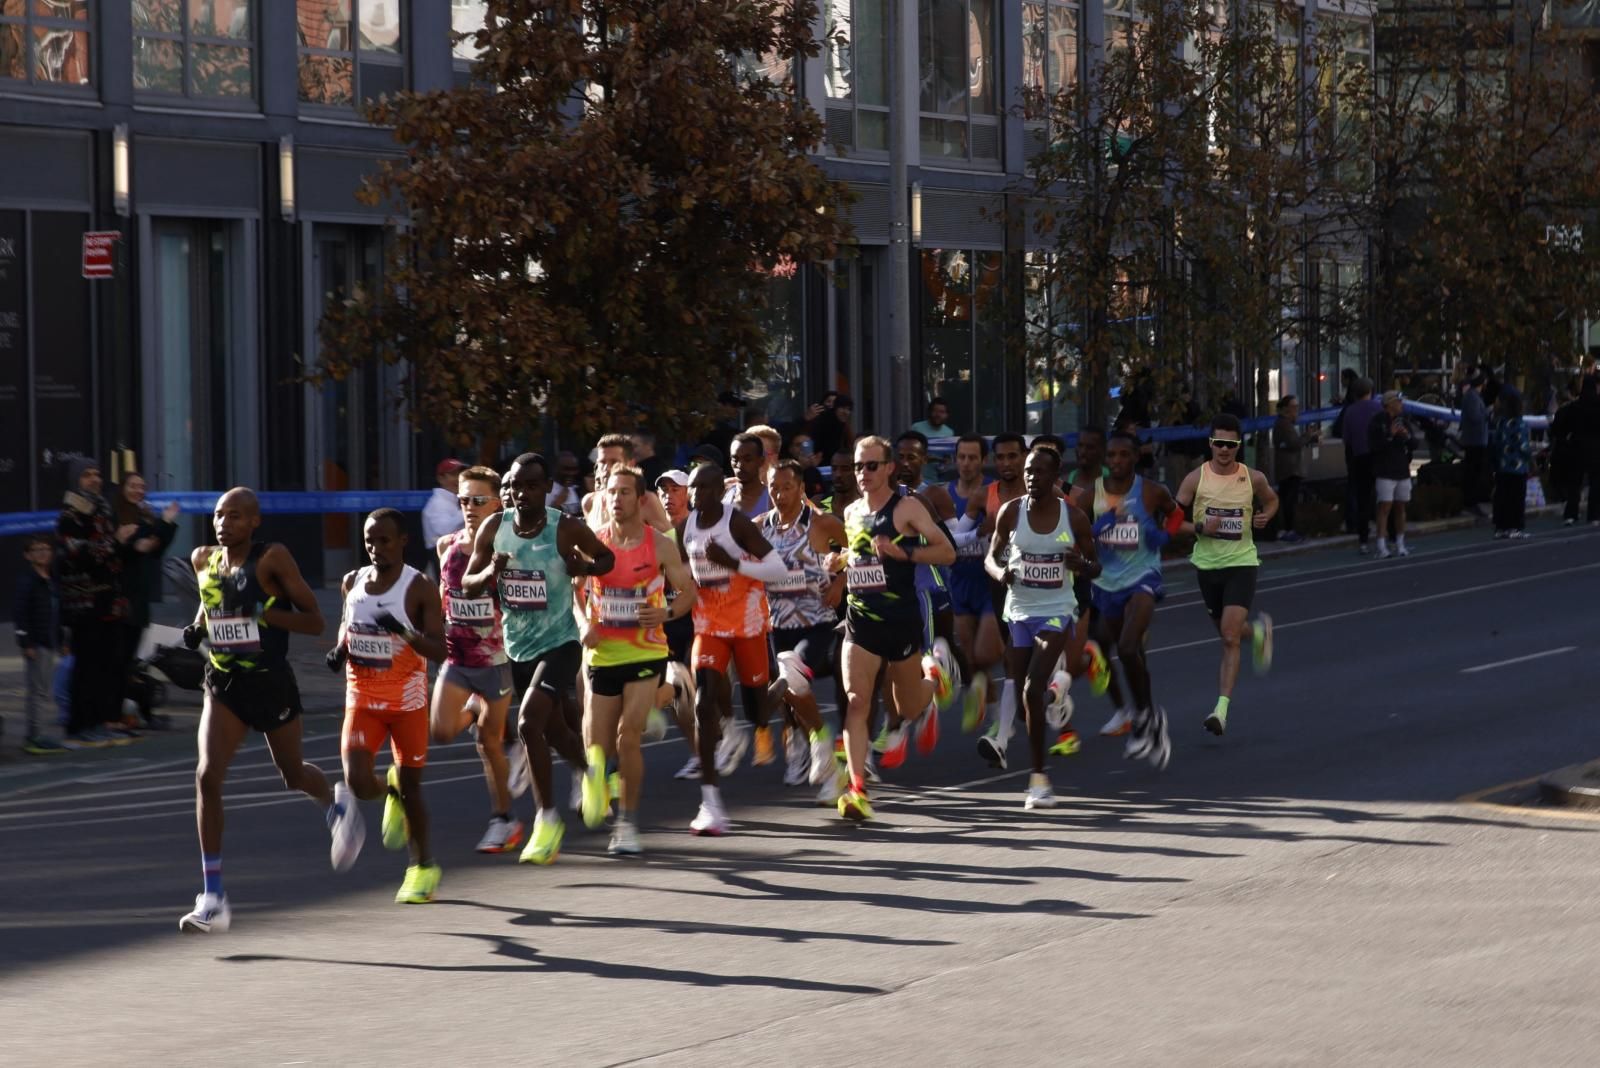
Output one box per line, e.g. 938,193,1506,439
1213,695,1230,721
851,772,867,794
701,784,720,804
997,679,1018,744
538,807,557,823
202,854,223,897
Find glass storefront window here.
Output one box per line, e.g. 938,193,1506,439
746,267,807,428
298,0,405,108
134,0,254,101
918,0,998,163
1023,250,1080,436
826,0,890,153
451,0,486,62
0,0,92,90
919,248,1006,434
1317,260,1364,406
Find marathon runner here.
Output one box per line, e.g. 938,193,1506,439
334,508,448,903
1173,413,1277,736
895,431,970,723
463,452,616,864
722,433,780,767
585,433,673,532
429,466,520,854
580,465,697,854
1061,426,1125,751
946,434,1002,732
682,462,790,831
831,436,957,821
179,488,339,934
972,432,1026,766
1078,429,1181,767
762,460,849,802
653,469,703,782
985,445,1100,807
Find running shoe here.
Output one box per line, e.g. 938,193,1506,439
875,721,910,769
1203,702,1228,737
475,816,524,854
776,649,812,696
673,754,702,780
380,765,407,851
1047,729,1080,756
926,639,958,710
690,795,730,836
507,742,530,800
1375,543,1392,560
1083,640,1111,697
1145,707,1172,770
1099,708,1135,737
961,671,989,732
837,788,875,821
915,703,940,755
1396,542,1411,557
22,735,66,754
834,734,847,769
608,771,621,810
519,812,565,865
644,708,669,742
816,769,845,806
580,746,610,829
753,725,776,767
1024,773,1056,809
1045,671,1074,730
330,781,367,872
1124,710,1154,760
808,728,835,786
715,721,751,777
608,819,643,855
865,752,881,784
395,863,442,904
178,892,231,934
783,729,809,786
1251,612,1273,675
569,775,583,813
667,660,696,713
976,726,1007,770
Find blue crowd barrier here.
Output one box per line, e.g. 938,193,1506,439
1,489,433,538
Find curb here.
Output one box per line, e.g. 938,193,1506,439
1539,762,1600,811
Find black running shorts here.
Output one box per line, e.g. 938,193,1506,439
511,640,582,701
1195,565,1258,622
587,659,666,698
204,663,303,733
844,613,920,663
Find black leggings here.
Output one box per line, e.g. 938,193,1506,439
67,619,125,733
1492,472,1527,532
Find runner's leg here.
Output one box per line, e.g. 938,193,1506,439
195,697,251,856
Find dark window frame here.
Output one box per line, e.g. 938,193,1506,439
0,1,96,95
296,0,408,112
132,0,257,108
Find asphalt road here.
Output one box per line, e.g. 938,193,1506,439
4,519,1599,1067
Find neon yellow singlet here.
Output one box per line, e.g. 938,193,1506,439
1191,463,1258,570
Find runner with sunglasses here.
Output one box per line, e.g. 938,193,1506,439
1173,414,1278,737
971,432,1028,769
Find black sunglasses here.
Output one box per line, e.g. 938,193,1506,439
853,460,887,472
458,494,494,506
1209,438,1241,449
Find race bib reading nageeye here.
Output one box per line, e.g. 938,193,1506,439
1101,518,1141,549
847,557,886,593
1018,551,1065,589
1205,506,1246,541
446,589,496,627
500,568,548,612
206,611,261,653
597,586,646,627
346,622,394,670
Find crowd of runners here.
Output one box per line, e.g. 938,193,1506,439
176,413,1278,933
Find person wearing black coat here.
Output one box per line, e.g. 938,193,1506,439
1554,375,1600,525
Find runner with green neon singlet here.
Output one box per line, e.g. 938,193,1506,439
464,452,616,864
1173,413,1278,737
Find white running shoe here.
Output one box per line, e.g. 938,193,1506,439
673,754,702,780
689,797,730,836
783,729,809,786
1045,671,1074,730
644,708,669,742
475,816,521,854
976,729,1008,770
928,637,958,709
864,752,881,784
816,769,845,805
1024,773,1056,810
808,729,834,786
667,660,696,712
776,650,812,696
608,819,643,855
569,774,583,813
1099,707,1135,737
179,892,231,934
507,742,531,800
1396,542,1411,557
1124,710,1155,760
1145,707,1172,771
329,782,366,873
715,721,751,777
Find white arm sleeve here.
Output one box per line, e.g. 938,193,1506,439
736,548,792,584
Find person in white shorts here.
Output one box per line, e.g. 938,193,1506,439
1368,390,1416,559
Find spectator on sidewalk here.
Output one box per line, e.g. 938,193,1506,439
631,430,668,488
1339,379,1383,553
1554,374,1600,526
114,472,181,727
1162,383,1206,491
1458,373,1490,518
808,392,855,464
1369,391,1417,558
550,451,586,517
422,458,468,550
910,396,958,440
1490,388,1532,539
57,456,136,744
1273,395,1313,543
12,536,64,753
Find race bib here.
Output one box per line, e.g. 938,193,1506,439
1101,518,1141,549
689,548,732,589
847,557,886,593
446,588,496,627
206,611,261,653
1017,551,1065,589
1205,506,1245,541
346,623,394,670
767,567,810,596
597,585,646,627
957,535,985,560
500,568,548,612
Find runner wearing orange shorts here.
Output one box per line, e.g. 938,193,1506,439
332,508,448,904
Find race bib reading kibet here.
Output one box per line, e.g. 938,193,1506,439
500,568,548,612
206,611,261,653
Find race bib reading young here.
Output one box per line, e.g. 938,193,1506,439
597,586,646,627
1018,551,1065,588
1205,507,1245,540
446,589,496,627
500,568,547,612
1101,518,1142,549
847,557,886,593
205,611,261,654
346,623,394,670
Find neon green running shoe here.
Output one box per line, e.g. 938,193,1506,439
1084,640,1111,697
519,812,565,865
395,862,441,904
1251,613,1273,675
581,746,610,829
381,764,408,851
961,671,989,732
1048,729,1081,756
837,788,875,822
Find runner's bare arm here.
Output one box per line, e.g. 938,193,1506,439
400,574,448,663
461,513,504,597
657,529,697,619
1063,503,1102,580
893,495,956,567
985,497,1019,585
257,544,325,636
1174,467,1203,537
809,512,848,554
921,484,957,522
1251,469,1280,527
558,516,617,577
